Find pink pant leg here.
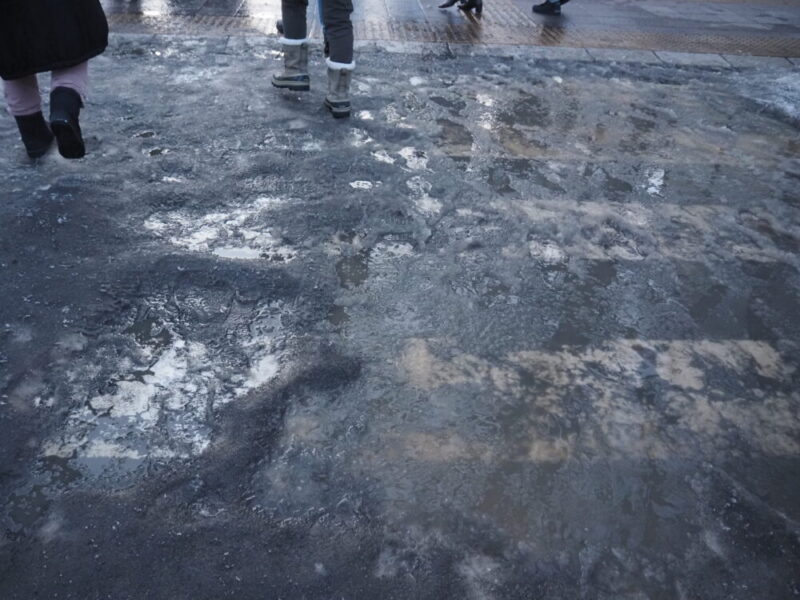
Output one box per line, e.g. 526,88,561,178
3,75,42,116
51,61,89,101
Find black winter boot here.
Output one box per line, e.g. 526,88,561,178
324,66,353,119
14,112,54,159
533,1,561,14
459,0,483,14
49,87,86,159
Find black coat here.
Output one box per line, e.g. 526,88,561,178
0,0,108,80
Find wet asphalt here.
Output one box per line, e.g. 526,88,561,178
1,34,800,599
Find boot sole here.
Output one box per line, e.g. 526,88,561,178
26,144,51,159
272,77,311,92
24,134,54,159
50,119,85,159
324,99,351,119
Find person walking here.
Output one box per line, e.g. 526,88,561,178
0,0,109,159
533,0,570,15
272,0,355,118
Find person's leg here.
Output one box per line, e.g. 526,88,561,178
3,75,42,116
281,0,308,40
4,75,54,158
273,0,311,90
322,0,353,66
322,0,354,118
51,61,89,100
49,62,89,159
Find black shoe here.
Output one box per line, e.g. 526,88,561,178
438,0,459,7
533,1,560,14
49,87,85,159
459,0,482,14
14,112,54,159
276,19,284,34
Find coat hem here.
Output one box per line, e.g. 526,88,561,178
1,46,107,82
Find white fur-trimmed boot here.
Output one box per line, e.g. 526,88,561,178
323,58,354,119
272,38,311,91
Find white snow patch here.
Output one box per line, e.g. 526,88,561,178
646,168,665,196
357,110,374,120
213,247,263,260
383,105,403,123
407,177,442,216
374,241,414,258
733,69,800,124
41,308,289,472
350,180,374,190
553,76,563,84
351,128,374,147
409,76,426,86
145,196,296,262
371,150,396,164
399,147,429,171
238,354,280,395
528,240,568,264
477,113,494,131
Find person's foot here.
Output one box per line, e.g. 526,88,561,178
49,87,85,159
14,112,54,159
324,65,353,119
532,1,560,15
459,0,483,14
272,42,311,91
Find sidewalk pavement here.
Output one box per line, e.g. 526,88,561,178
1,34,799,599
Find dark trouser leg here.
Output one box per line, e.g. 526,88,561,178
321,0,354,65
274,0,311,90
281,0,309,39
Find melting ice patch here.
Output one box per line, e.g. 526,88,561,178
145,196,296,261
399,147,429,171
528,240,567,264
371,150,396,164
43,338,218,462
407,176,442,216
400,338,800,459
351,128,374,147
645,168,665,196
738,71,800,124
350,180,374,190
40,301,288,476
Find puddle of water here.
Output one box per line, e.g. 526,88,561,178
124,317,172,348
436,118,473,157
327,305,351,327
336,251,371,289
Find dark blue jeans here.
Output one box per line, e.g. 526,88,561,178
281,0,354,64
